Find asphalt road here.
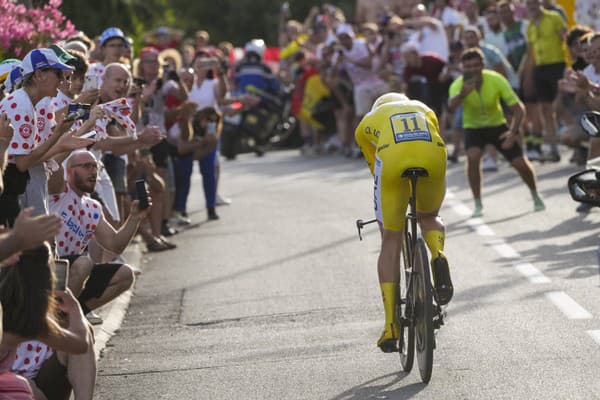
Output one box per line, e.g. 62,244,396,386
95,149,600,400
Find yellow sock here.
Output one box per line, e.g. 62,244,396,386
424,230,445,260
380,282,398,327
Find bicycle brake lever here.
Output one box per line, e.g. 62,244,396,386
356,219,364,241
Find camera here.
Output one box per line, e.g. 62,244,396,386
64,103,91,122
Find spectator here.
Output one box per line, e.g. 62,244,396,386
335,23,389,156
483,6,508,56
401,41,447,115
48,150,148,321
524,0,568,162
448,48,545,218
407,3,450,62
0,49,93,226
0,243,91,399
86,27,129,87
430,0,465,42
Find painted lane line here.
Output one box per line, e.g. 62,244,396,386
513,262,551,284
451,203,472,217
488,239,521,259
545,291,593,320
587,330,600,345
466,218,495,236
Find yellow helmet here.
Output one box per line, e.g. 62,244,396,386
371,92,409,111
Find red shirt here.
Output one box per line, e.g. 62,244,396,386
403,53,446,84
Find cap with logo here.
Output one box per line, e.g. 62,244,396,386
100,27,127,47
5,63,24,93
49,44,76,65
21,48,74,76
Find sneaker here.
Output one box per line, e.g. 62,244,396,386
161,221,178,237
86,311,103,326
159,236,177,250
207,207,219,221
432,257,453,305
377,323,400,353
216,194,232,206
541,150,561,163
533,196,546,212
170,211,191,226
525,149,541,161
576,202,593,213
481,156,498,172
472,203,483,218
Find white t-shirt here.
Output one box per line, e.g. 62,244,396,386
0,88,38,163
188,79,219,110
483,28,508,57
583,64,600,86
409,22,449,62
339,39,384,88
50,184,102,257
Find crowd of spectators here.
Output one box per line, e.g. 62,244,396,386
1,0,599,398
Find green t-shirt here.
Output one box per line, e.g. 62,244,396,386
449,70,520,129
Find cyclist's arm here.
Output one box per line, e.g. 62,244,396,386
354,116,377,174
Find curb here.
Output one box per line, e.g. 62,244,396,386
92,241,143,360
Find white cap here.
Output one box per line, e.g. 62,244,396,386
335,23,355,38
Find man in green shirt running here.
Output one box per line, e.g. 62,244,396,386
448,48,545,218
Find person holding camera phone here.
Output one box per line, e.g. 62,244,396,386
0,48,95,227
48,150,150,326
448,48,545,218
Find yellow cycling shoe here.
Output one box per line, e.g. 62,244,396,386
377,323,400,353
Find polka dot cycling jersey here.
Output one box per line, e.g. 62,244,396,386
35,96,57,146
0,88,38,162
49,184,102,257
11,340,53,379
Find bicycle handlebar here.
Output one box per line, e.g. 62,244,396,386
356,218,377,241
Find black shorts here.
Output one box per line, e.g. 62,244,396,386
534,62,565,103
62,254,122,305
464,124,523,162
33,352,71,400
151,139,170,168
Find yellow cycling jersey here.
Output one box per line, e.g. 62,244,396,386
526,9,567,66
355,99,447,231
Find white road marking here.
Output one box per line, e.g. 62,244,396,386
587,330,600,345
514,262,551,284
489,239,521,259
466,219,495,236
545,292,593,319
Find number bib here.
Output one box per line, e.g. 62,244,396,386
390,112,432,143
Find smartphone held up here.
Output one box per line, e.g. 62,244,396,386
64,103,91,122
135,179,150,210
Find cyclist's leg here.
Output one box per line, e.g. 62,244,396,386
416,155,453,304
375,153,410,350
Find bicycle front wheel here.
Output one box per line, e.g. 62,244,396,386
398,227,414,372
414,237,434,384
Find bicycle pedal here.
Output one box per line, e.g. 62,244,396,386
378,339,398,353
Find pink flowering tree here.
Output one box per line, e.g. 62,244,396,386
0,0,77,58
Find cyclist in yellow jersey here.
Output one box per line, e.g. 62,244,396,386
355,92,453,352
448,48,545,218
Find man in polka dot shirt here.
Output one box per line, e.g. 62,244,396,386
49,150,151,322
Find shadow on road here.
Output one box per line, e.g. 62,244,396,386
328,372,425,400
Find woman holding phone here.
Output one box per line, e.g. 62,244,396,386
0,243,91,399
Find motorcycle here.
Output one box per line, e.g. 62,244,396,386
219,84,299,160
568,111,600,206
